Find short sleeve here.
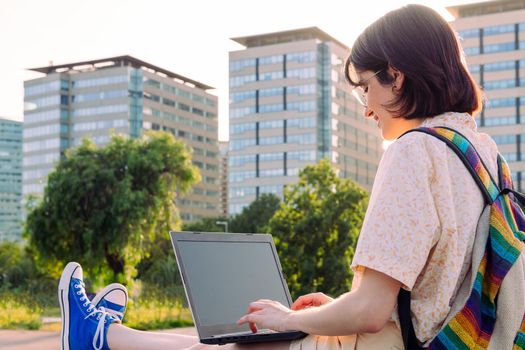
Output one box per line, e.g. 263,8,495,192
351,134,440,290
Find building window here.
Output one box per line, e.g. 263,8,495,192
287,133,316,145
72,104,128,117
230,58,256,72
483,78,517,90
230,138,256,151
230,91,256,103
259,103,284,113
464,46,480,55
484,24,514,36
73,75,128,88
458,28,479,39
259,55,284,65
259,70,284,81
287,51,316,63
484,115,516,126
491,134,516,145
484,60,516,72
230,123,256,134
484,41,516,54
229,74,256,88
486,97,516,109
288,67,316,79
230,106,256,119
178,102,190,112
25,80,61,97
259,120,283,129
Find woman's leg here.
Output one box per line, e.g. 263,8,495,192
106,324,203,350
59,262,290,350
107,323,291,350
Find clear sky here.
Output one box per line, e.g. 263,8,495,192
1,0,484,140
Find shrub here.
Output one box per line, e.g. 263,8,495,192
124,296,193,330
0,293,42,330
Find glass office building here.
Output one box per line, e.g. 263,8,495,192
0,117,23,241
24,56,220,221
219,141,229,217
228,27,383,215
448,0,525,190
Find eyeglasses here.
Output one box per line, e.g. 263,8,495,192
351,69,382,107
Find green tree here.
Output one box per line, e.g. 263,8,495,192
0,242,57,306
182,217,228,232
230,193,281,233
0,241,23,290
268,159,368,300
135,234,184,300
136,215,230,303
25,131,199,286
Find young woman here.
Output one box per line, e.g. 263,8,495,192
59,4,496,350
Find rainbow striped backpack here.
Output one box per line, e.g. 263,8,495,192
398,126,525,349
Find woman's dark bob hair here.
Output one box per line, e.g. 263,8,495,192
345,4,482,119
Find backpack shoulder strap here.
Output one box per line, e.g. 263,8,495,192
497,154,514,191
497,154,525,243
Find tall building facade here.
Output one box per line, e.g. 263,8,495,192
228,27,383,215
219,141,229,218
24,56,220,221
448,0,525,190
0,117,23,241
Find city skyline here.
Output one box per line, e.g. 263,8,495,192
22,55,221,222
1,0,485,141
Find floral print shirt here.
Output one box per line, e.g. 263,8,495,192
351,112,500,342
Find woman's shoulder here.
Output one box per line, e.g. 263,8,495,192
383,130,445,164
391,126,498,167
384,125,500,183
372,132,442,188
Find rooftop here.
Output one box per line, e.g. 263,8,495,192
447,0,525,19
0,117,22,125
28,55,214,90
231,26,348,50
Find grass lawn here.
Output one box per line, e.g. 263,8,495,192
0,293,193,331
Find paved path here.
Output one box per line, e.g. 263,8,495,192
0,327,197,350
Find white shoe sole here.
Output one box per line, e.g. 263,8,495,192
58,262,81,350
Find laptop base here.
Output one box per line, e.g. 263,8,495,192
201,330,307,345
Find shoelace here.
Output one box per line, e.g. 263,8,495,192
106,308,124,320
85,306,112,350
74,283,116,350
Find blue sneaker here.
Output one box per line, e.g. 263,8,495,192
58,262,119,350
91,283,128,322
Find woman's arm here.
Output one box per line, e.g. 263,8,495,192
237,267,401,336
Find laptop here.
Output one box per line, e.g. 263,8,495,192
169,231,308,345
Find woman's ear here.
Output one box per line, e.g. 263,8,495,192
388,65,404,93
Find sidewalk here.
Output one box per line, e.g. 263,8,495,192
0,327,197,350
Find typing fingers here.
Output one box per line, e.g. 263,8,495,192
291,295,313,310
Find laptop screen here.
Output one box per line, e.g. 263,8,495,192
176,237,291,331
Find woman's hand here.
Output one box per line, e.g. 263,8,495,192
239,269,401,336
291,292,333,311
236,293,333,333
236,299,294,333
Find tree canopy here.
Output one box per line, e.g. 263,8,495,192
182,216,229,233
268,159,369,299
179,193,281,234
25,131,199,286
230,193,281,233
